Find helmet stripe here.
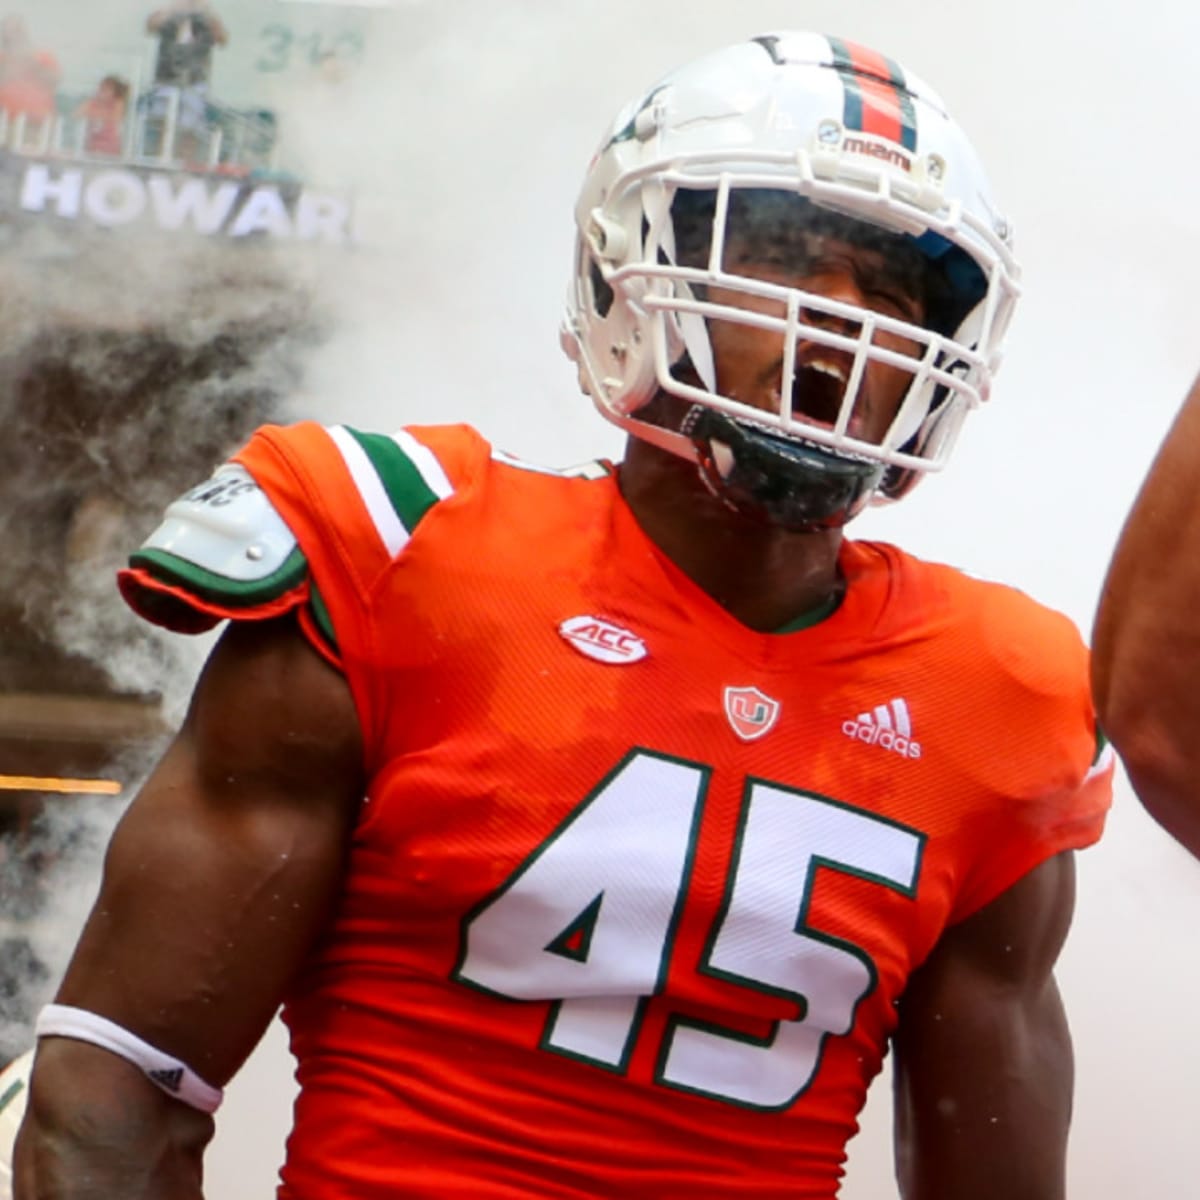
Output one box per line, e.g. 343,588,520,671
827,36,918,152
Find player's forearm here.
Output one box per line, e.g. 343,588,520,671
897,1058,1071,1200
1093,372,1200,848
897,1077,1069,1200
15,1044,212,1200
894,924,1074,1200
16,1131,207,1200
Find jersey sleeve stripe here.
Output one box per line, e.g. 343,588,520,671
391,429,454,501
336,427,455,553
327,425,412,557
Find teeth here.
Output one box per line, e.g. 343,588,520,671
806,360,847,383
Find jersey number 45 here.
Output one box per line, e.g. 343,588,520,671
454,749,925,1111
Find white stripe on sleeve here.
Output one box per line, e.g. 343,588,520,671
327,425,409,557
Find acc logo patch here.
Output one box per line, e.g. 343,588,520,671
723,686,781,741
559,616,648,665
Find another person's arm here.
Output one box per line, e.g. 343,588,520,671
892,852,1076,1200
14,615,364,1199
1092,371,1200,857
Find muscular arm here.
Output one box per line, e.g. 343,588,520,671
14,616,364,1199
1092,372,1200,857
892,852,1076,1200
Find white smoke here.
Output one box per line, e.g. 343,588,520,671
0,794,124,1063
0,228,327,1063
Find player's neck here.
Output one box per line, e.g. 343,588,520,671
617,439,845,634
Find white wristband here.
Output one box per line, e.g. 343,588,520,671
35,1004,224,1114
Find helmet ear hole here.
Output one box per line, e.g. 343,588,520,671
588,259,615,319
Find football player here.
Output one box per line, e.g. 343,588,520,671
1093,370,1200,857
16,32,1111,1199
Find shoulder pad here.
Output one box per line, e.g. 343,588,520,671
130,464,307,606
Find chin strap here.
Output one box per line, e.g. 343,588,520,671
683,407,883,532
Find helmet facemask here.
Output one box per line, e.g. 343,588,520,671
624,186,988,530
622,188,985,529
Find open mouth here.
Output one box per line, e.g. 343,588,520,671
790,357,850,428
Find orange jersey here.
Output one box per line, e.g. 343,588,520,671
122,421,1112,1199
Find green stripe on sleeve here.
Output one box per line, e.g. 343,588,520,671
346,428,442,535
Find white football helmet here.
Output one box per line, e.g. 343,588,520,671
0,1050,32,1198
562,31,1020,529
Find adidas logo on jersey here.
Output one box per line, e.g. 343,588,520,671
842,698,922,760
559,616,648,665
